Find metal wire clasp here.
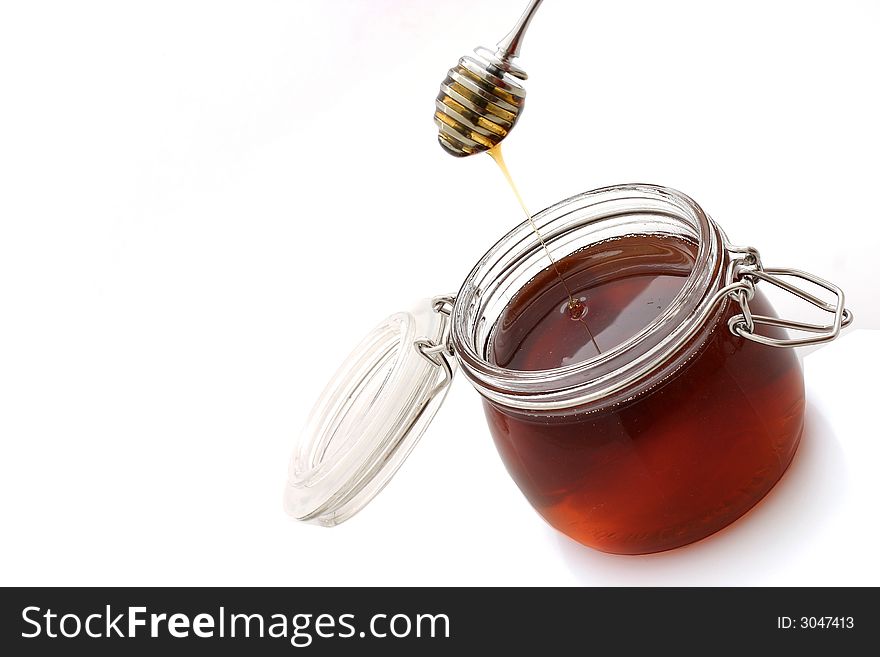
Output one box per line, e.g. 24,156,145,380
724,246,853,348
414,295,457,396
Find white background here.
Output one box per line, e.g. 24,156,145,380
1,1,878,586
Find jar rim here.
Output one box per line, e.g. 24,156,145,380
449,184,728,411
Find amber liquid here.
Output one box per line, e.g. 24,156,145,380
487,145,600,350
484,236,805,554
491,234,694,369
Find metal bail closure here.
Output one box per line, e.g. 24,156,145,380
725,247,853,348
284,295,456,526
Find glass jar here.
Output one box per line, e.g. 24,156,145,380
285,184,851,555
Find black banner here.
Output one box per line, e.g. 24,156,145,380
0,587,871,655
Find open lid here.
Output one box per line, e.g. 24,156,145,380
284,296,456,526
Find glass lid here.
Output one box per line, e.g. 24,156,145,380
284,296,455,526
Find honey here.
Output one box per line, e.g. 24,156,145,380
483,235,806,554
490,234,694,369
487,144,602,347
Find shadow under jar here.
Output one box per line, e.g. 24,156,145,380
450,185,808,555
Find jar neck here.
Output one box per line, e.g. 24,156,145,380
450,184,729,413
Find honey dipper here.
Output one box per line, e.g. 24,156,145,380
434,0,544,157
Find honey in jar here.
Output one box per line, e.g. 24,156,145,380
484,233,804,554
286,184,850,557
